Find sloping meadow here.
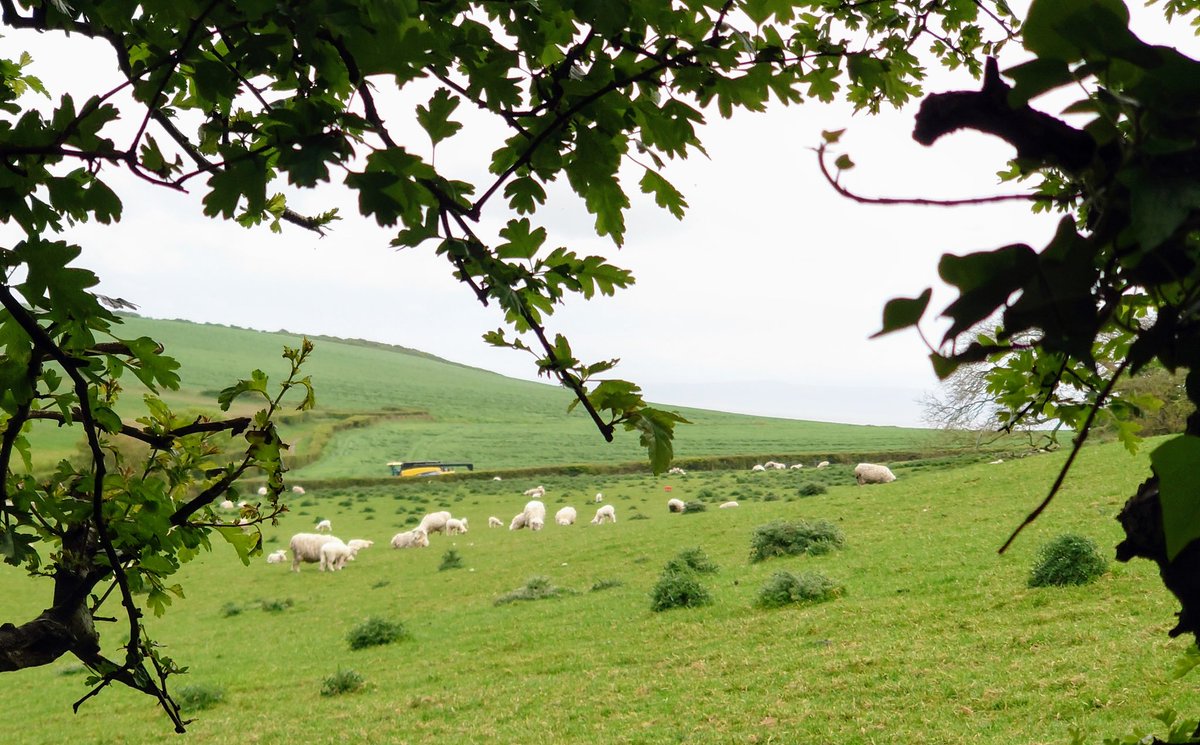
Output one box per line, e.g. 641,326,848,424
3,443,1197,743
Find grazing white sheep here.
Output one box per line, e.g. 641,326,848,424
447,517,469,535
817,461,831,469
418,510,453,535
390,528,430,549
347,539,374,551
751,464,766,472
488,516,503,528
591,504,616,525
509,512,528,530
289,533,340,572
594,492,604,503
493,476,503,481
524,500,547,531
667,467,687,476
719,501,739,509
315,519,332,533
555,506,577,526
291,485,306,494
854,463,897,485
523,485,546,498
667,498,686,513
218,499,235,510
988,458,1004,465
320,539,360,572
266,549,287,564
764,461,786,470
257,486,268,496
789,463,804,470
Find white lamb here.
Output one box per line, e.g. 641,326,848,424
667,467,687,476
390,528,430,549
751,464,766,472
447,517,469,535
817,461,831,469
418,510,453,535
591,504,616,525
989,459,1004,465
594,492,604,503
509,512,528,531
315,519,332,533
667,498,686,513
266,549,287,564
291,485,306,494
347,539,374,551
719,501,739,509
854,463,897,485
492,476,503,481
524,500,547,531
319,539,359,572
789,464,804,470
218,499,235,510
523,485,546,498
488,516,503,528
555,506,577,526
289,533,340,572
257,486,268,496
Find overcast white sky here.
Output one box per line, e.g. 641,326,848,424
6,4,1195,427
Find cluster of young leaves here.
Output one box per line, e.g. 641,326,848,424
873,0,1200,559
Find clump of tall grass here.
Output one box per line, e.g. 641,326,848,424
1028,534,1108,588
347,618,410,650
682,500,707,513
439,548,464,571
663,547,718,575
749,520,845,563
494,576,576,606
176,683,225,711
755,571,845,609
798,483,827,497
650,569,713,612
320,669,364,697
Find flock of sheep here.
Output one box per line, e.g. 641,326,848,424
268,463,898,571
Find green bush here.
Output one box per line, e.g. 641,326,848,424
1028,533,1108,588
755,571,845,609
664,547,718,575
347,617,410,650
749,520,845,563
629,512,650,521
219,602,242,618
590,578,624,592
495,576,576,606
439,548,464,571
320,669,364,697
260,598,293,613
798,483,828,497
650,569,713,612
682,500,707,513
176,683,225,711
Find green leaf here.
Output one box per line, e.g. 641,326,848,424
833,154,855,170
624,407,688,474
215,525,261,566
939,243,1039,342
872,288,931,338
1150,435,1200,560
496,218,547,260
217,370,270,411
638,171,687,219
416,88,463,146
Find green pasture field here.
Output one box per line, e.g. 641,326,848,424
3,440,1197,744
55,315,943,479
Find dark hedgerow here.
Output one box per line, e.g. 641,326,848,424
663,547,718,575
650,569,713,612
756,571,845,609
749,520,845,563
347,617,410,650
1028,533,1108,588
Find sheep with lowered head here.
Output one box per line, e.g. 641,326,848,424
418,510,453,535
319,539,360,572
488,516,503,528
667,498,686,513
447,517,469,535
719,501,739,509
390,528,430,549
289,532,340,572
509,512,528,530
266,549,288,564
315,519,332,533
555,506,577,526
591,504,616,525
347,539,374,551
523,485,546,498
854,463,897,485
524,500,547,531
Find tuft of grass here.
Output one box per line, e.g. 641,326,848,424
1028,533,1108,588
650,569,713,612
219,602,242,618
176,683,225,711
439,548,464,571
260,598,293,613
590,578,624,592
347,618,410,650
798,483,828,497
663,546,718,575
495,576,576,606
371,579,391,590
682,500,707,513
749,520,845,563
755,571,845,609
320,669,364,697
629,512,650,520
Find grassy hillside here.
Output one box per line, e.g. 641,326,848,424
1,440,1195,743
46,315,945,479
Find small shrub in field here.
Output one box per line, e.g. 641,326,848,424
629,512,650,520
749,520,845,563
260,598,293,613
495,576,576,606
219,602,242,618
756,571,845,609
177,683,225,711
650,570,713,612
321,669,364,697
338,499,353,507
347,618,410,650
590,578,624,592
1028,534,1108,588
439,548,464,571
798,483,827,497
763,492,780,502
664,547,718,575
682,500,707,513
362,506,375,513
